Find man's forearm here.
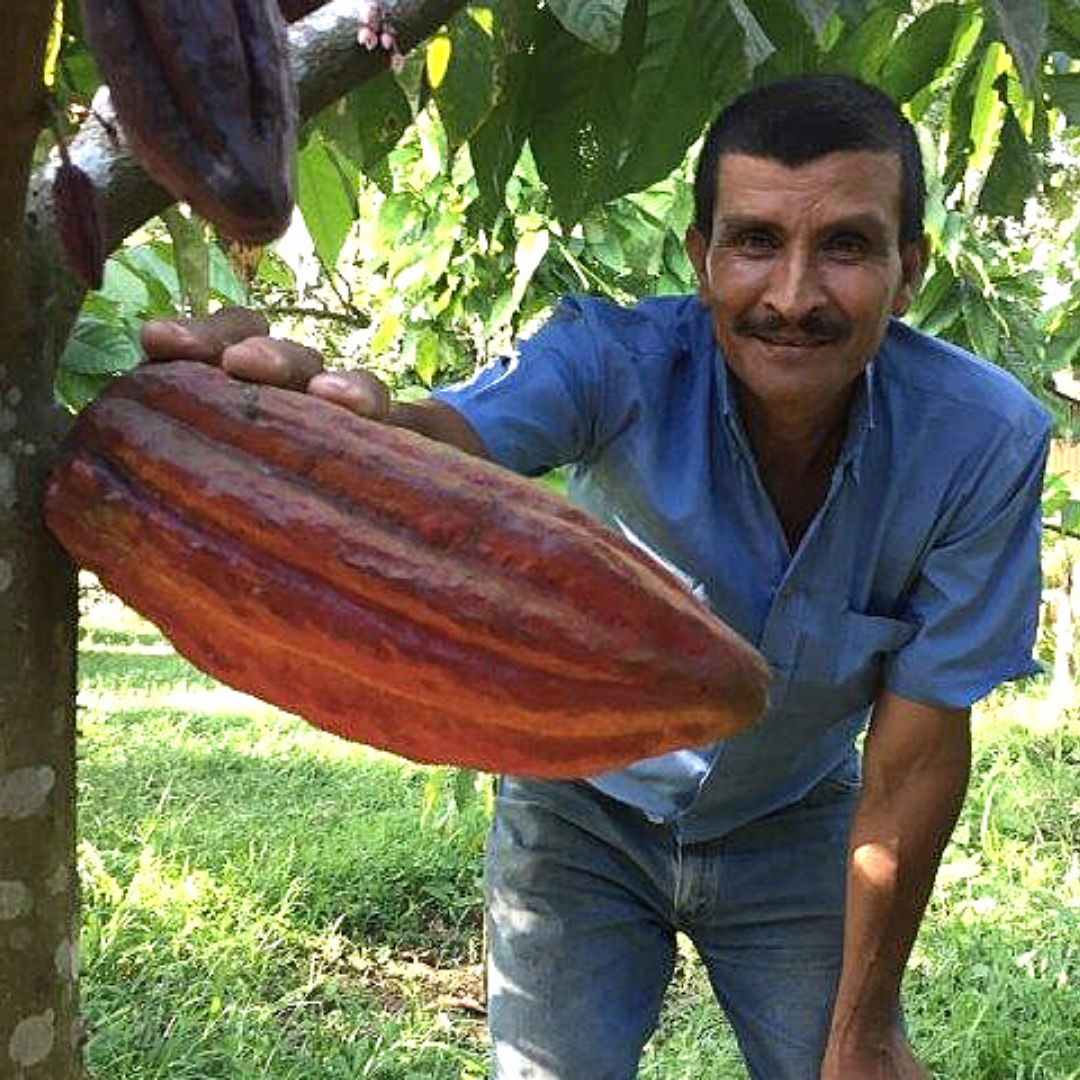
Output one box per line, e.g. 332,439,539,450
386,398,490,458
828,693,971,1050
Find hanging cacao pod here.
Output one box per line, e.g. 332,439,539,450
54,161,106,290
44,362,769,778
80,1,298,244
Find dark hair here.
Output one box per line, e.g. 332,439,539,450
693,74,926,246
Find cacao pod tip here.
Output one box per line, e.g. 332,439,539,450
54,162,106,291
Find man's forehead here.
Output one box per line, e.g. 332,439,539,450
713,150,903,225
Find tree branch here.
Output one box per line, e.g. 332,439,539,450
265,304,372,328
24,0,467,282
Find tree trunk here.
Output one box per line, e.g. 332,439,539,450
0,1,85,1074
1,2,464,1075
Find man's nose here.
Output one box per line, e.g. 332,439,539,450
762,249,826,322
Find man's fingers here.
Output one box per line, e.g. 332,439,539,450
140,306,271,363
221,337,325,390
307,370,391,420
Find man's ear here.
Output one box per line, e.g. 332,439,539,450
892,234,930,316
685,226,709,299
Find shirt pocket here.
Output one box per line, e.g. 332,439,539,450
793,609,917,716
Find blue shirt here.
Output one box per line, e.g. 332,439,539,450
433,295,1051,842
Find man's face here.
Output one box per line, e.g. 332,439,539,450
685,150,927,416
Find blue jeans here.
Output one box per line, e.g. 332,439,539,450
485,774,858,1079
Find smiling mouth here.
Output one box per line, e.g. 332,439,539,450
751,334,834,348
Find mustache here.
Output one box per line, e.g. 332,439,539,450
734,312,849,342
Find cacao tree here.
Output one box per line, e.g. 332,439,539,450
0,5,465,1075
4,1,1080,1075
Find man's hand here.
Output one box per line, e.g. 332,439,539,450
821,1023,931,1078
140,306,489,457
140,306,392,420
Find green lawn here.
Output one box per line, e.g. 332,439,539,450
77,586,1080,1078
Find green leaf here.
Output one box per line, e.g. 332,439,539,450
969,42,1010,174
208,246,249,306
941,47,982,193
115,247,181,313
727,0,776,71
315,71,412,172
744,0,824,79
470,98,528,223
467,0,537,221
907,263,956,328
624,0,693,151
547,0,628,53
618,0,739,193
529,11,635,224
373,193,425,257
820,5,900,81
1050,0,1080,53
392,238,456,292
985,0,1048,94
962,288,1001,359
792,0,838,38
60,317,141,375
298,135,358,268
1045,72,1080,125
410,327,443,386
98,258,151,315
879,6,962,104
486,228,550,331
836,0,872,23
977,106,1039,218
432,10,500,149
55,369,114,413
370,312,402,354
255,251,296,289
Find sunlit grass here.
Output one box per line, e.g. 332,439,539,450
78,585,1079,1078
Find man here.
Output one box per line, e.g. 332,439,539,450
144,75,1051,1078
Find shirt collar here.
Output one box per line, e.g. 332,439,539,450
713,346,878,484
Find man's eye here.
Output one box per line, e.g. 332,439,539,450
826,234,868,257
733,231,777,253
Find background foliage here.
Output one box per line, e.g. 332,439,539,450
42,1,1080,423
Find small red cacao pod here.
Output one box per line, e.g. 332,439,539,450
54,162,106,291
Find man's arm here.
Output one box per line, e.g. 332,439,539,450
821,689,972,1079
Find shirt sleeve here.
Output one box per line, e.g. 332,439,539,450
883,419,1051,709
430,297,617,476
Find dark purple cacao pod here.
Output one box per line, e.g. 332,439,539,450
80,0,298,244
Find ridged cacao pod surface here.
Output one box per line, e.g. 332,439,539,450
45,362,769,777
81,0,297,243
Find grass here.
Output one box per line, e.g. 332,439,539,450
77,585,1080,1078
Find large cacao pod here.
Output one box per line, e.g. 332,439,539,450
44,362,769,777
81,1,298,243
